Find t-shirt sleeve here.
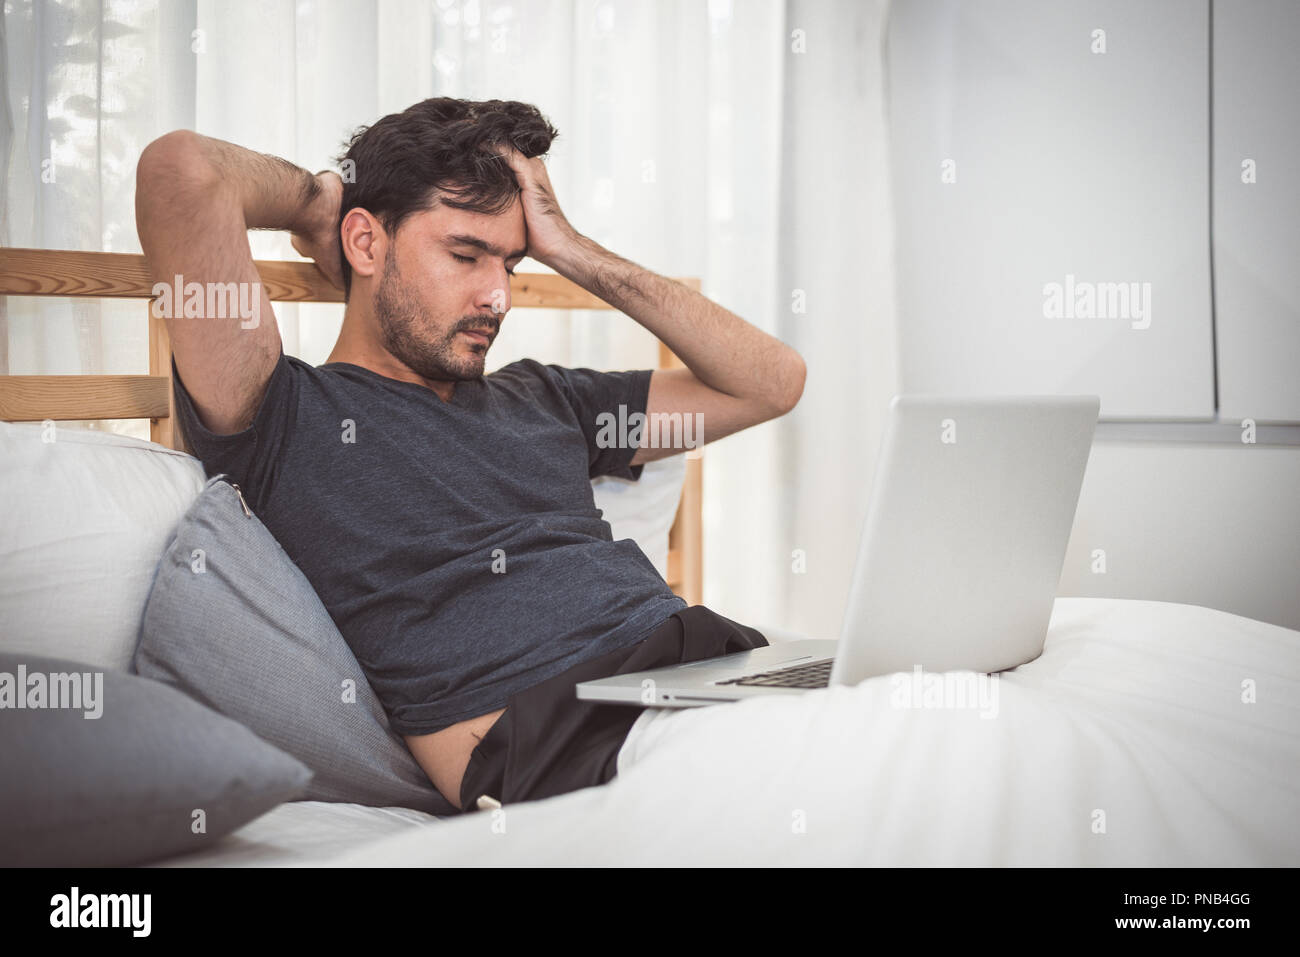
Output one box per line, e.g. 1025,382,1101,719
544,363,655,481
171,350,298,512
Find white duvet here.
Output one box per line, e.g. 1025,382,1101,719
326,598,1300,866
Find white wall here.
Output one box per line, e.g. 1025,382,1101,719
1060,441,1300,631
1214,0,1300,422
887,0,1215,420
886,0,1300,633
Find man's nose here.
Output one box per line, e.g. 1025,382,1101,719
479,272,511,317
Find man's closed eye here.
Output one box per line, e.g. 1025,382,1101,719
453,252,515,276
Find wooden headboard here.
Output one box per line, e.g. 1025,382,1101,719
0,246,702,605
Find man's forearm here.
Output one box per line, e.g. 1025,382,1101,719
549,232,805,412
138,130,326,236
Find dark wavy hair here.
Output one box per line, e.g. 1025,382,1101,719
333,97,559,299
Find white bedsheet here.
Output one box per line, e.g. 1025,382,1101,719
318,598,1300,866
149,801,439,867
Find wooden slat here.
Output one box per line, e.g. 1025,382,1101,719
0,248,159,299
658,336,702,605
0,247,342,302
148,304,182,450
666,549,682,587
0,375,170,421
509,273,616,310
673,456,703,606
0,247,701,308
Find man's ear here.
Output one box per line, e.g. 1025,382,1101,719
341,208,382,285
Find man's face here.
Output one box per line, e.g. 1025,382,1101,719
372,194,527,382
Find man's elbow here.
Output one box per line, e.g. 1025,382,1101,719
139,130,197,183
768,350,806,418
136,131,219,212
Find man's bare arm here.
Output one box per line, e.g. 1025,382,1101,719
134,130,341,435
556,235,806,463
494,147,805,464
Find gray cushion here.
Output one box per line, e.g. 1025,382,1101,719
135,477,458,816
0,650,311,866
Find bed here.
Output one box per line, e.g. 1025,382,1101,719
147,596,1300,868
2,249,1298,867
325,596,1300,867
144,595,1300,868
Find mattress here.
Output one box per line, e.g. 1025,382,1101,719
148,801,440,867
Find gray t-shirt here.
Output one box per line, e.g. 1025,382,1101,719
172,351,686,734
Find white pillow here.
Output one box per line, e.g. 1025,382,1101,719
591,454,687,579
0,422,688,672
0,422,206,672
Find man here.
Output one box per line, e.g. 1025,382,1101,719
135,97,805,813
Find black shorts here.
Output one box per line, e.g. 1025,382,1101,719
458,604,768,812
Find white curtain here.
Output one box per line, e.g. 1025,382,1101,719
1,0,897,638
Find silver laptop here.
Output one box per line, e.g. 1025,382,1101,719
576,394,1099,708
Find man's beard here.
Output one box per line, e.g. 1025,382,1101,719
373,247,496,381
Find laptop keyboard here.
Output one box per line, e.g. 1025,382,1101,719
715,659,833,689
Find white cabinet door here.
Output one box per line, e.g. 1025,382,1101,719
1213,0,1300,424
888,0,1215,419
